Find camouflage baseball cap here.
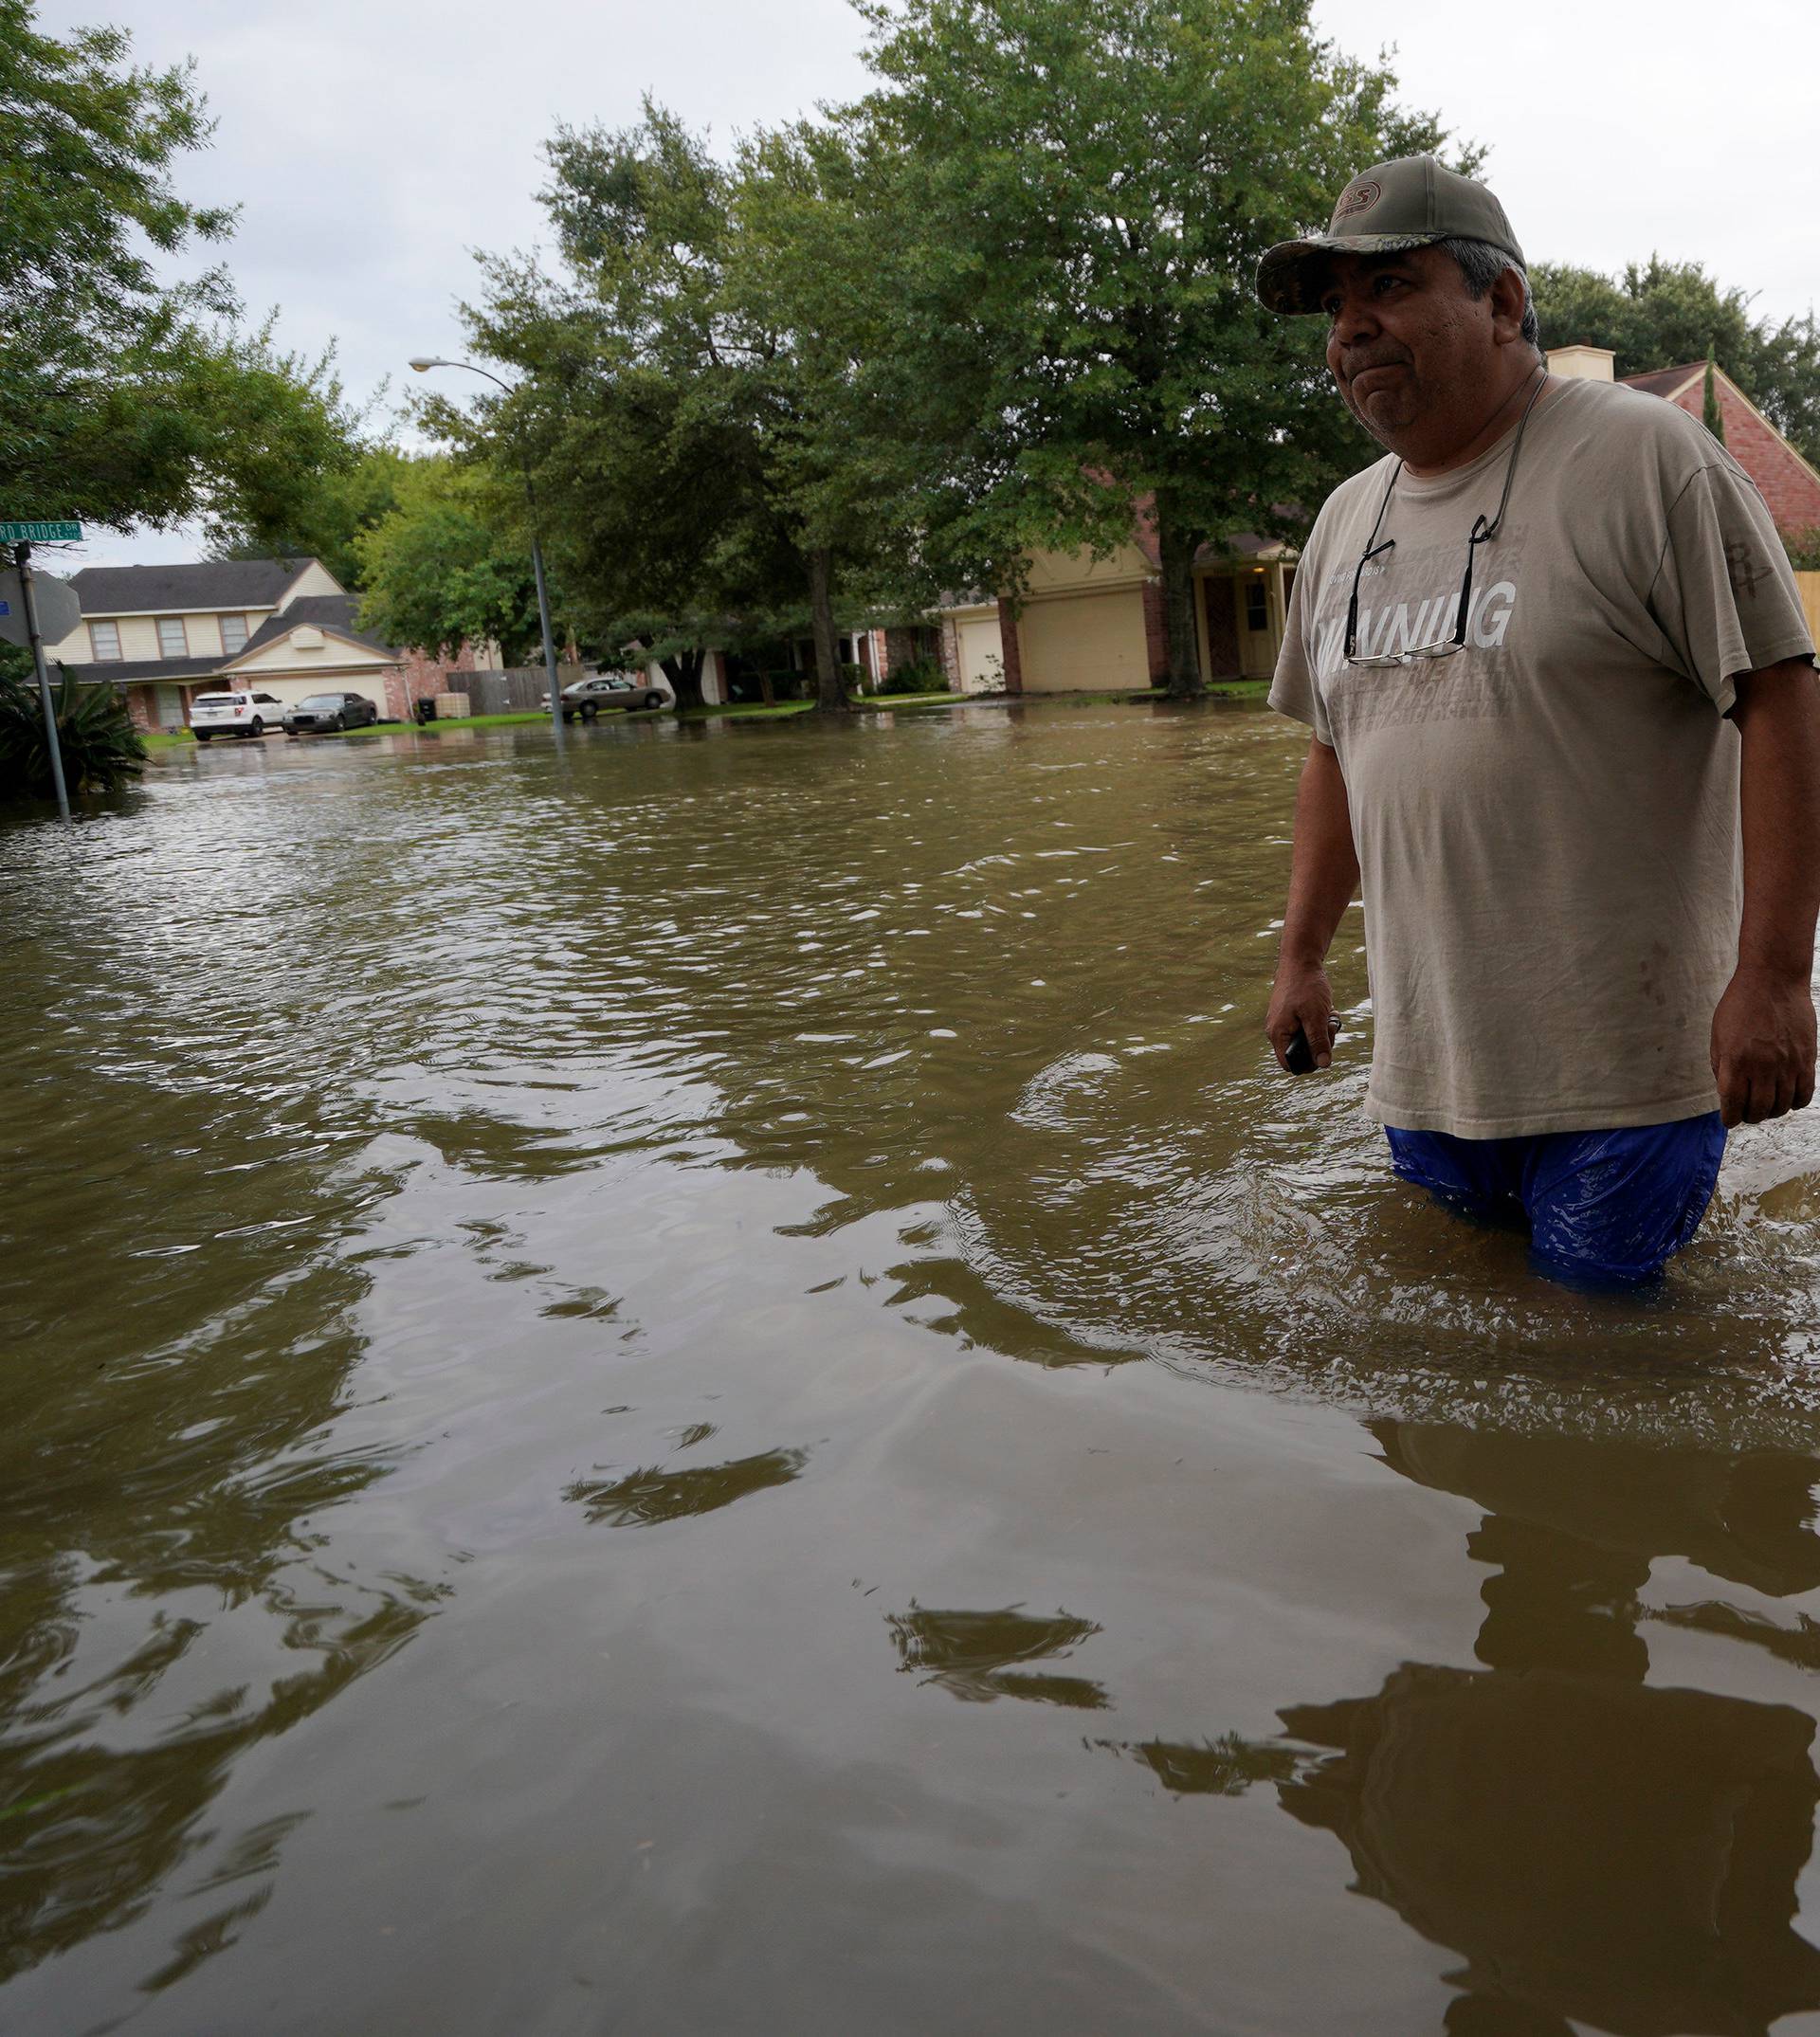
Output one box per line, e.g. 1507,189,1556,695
1256,155,1525,316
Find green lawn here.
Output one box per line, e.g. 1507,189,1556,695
678,700,819,721
145,682,1267,751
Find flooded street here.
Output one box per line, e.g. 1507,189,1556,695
11,701,1820,2034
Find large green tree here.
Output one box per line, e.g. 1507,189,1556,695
443,113,779,708
211,443,413,591
1530,256,1820,465
453,104,938,716
846,0,1468,697
727,118,993,702
0,2,357,537
354,458,546,665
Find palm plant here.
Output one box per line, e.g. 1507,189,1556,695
0,666,146,800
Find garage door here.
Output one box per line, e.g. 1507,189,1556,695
234,674,390,713
1017,589,1148,693
956,614,1005,693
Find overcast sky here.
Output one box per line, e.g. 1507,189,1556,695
48,0,1820,569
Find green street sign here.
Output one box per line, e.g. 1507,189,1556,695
0,520,82,542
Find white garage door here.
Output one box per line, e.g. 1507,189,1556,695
956,614,1005,694
1017,589,1148,693
230,674,391,712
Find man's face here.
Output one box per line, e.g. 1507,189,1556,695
1320,246,1505,462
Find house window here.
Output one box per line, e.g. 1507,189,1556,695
157,618,190,658
1244,576,1269,631
219,614,248,655
89,620,121,661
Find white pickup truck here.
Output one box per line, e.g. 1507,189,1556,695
190,690,290,741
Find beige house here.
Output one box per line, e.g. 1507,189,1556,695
939,522,1296,697
51,557,475,730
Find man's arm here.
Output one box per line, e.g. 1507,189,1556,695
1265,737,1360,1072
1713,656,1820,1125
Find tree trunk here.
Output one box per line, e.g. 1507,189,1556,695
660,647,707,712
808,547,853,716
1154,503,1205,700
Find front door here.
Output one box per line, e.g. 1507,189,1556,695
1238,571,1275,678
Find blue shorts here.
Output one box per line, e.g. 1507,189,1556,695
1384,1113,1727,1286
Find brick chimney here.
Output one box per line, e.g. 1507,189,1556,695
1547,345,1615,382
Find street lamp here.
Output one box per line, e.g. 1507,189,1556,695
409,355,564,750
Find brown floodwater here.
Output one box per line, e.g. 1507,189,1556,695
9,702,1820,2035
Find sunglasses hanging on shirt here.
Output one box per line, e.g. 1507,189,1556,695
1343,364,1549,669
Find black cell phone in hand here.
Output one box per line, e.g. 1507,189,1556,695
1285,1015,1341,1075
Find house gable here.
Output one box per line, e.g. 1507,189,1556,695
1695,370,1820,536
274,560,346,608
220,627,400,680
1616,361,1820,535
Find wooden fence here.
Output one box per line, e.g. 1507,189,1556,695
457,666,573,716
1796,571,1820,647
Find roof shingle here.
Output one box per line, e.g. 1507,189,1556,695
66,557,323,616
1618,364,1705,401
59,657,225,684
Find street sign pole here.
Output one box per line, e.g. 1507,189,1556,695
14,543,71,821
530,526,565,755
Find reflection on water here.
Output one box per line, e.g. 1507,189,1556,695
1302,1425,1820,2036
1284,1668,1820,2037
1106,1421,1820,2035
886,1603,1108,1708
7,711,1820,2032
566,1446,808,1526
0,1068,444,1990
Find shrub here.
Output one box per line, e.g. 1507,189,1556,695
880,656,946,696
1784,527,1820,572
0,670,146,800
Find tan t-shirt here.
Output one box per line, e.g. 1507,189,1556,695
1269,374,1817,1137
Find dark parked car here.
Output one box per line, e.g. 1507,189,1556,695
283,692,379,736
560,673,668,721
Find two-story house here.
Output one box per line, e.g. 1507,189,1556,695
49,557,484,731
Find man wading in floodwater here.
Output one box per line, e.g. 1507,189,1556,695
1258,156,1820,1285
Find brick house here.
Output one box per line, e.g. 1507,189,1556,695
47,556,489,731
1550,343,1820,536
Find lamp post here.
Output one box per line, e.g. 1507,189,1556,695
408,355,564,750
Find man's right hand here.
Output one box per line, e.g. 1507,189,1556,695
1265,962,1338,1072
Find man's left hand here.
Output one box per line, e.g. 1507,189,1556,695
1711,964,1818,1126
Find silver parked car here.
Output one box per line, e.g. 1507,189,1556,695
560,672,668,721
283,691,379,736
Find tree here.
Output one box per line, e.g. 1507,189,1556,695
1702,347,1725,446
211,444,413,591
846,0,1468,697
1530,257,1820,465
0,2,359,537
444,113,776,709
354,458,546,665
727,118,992,705
454,105,929,716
